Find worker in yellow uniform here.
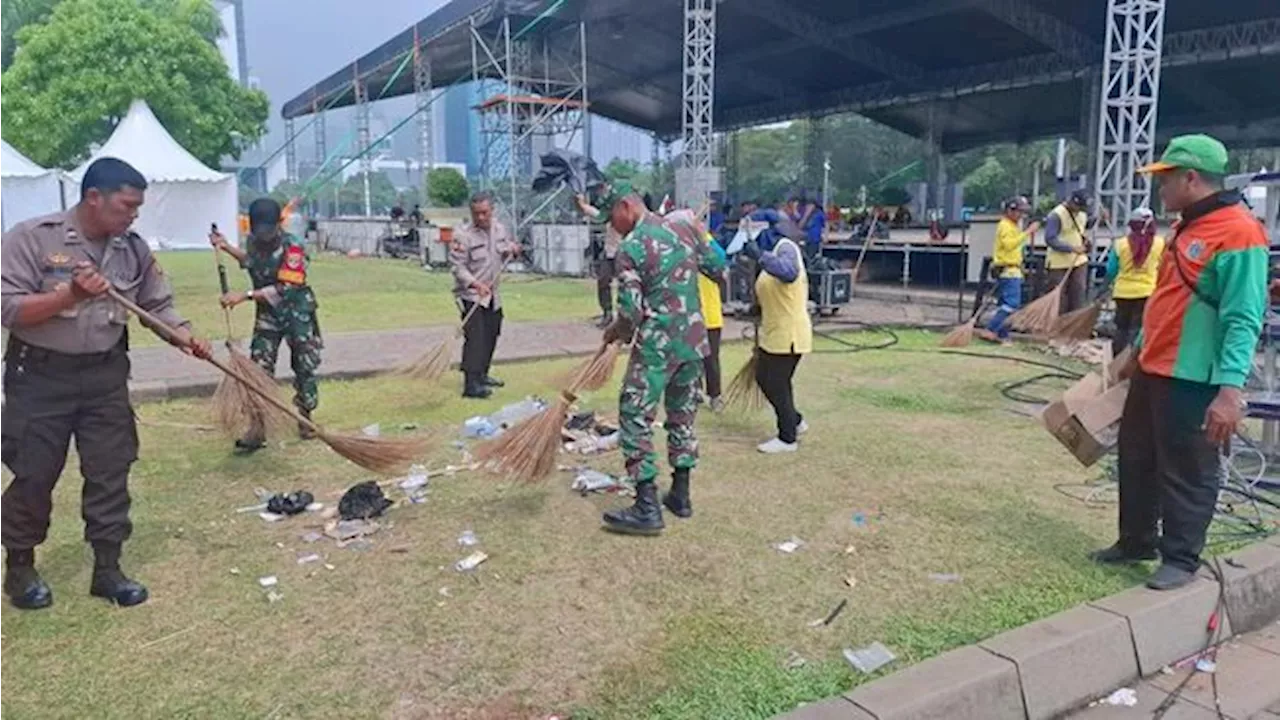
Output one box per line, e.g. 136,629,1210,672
978,197,1040,344
1105,206,1165,356
1042,189,1092,313
699,228,727,411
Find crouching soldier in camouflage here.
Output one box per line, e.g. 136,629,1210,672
212,198,322,452
600,185,726,535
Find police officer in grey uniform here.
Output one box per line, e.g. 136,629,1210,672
449,191,520,399
1,157,213,610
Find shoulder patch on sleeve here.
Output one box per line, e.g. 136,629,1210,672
276,244,307,285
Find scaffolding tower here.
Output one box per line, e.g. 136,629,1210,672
1093,0,1166,232
283,118,298,183
470,15,588,233
414,26,433,200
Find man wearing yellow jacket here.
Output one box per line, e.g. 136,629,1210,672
1105,207,1165,356
1043,189,1092,313
978,197,1039,344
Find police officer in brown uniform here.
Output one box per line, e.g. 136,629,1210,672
1,157,213,610
449,191,520,399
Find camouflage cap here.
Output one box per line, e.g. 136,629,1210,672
596,180,635,210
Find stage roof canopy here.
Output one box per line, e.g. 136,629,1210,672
281,0,1280,151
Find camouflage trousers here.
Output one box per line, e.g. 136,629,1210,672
251,315,323,413
618,352,702,483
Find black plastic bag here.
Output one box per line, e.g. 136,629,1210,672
338,481,393,521
267,490,315,516
532,148,606,195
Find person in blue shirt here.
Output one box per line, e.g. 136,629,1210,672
748,206,784,252
707,199,725,236
798,197,825,257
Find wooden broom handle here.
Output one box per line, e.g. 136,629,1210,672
105,287,320,433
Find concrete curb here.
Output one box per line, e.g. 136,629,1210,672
126,345,600,403
777,540,1280,720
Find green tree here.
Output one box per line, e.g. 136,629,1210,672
959,155,1016,209
426,167,470,207
338,172,399,215
1,0,267,168
603,158,644,186
1,0,60,71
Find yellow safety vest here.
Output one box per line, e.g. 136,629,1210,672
755,239,813,354
1046,204,1089,270
699,232,724,330
1112,234,1166,300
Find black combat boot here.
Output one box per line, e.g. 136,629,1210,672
662,468,693,519
89,542,149,607
602,481,665,535
4,549,53,610
481,375,505,388
298,407,317,440
1089,542,1158,566
463,373,492,399
234,416,266,455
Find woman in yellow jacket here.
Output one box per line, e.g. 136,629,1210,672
699,230,727,411
742,234,812,454
1104,207,1164,356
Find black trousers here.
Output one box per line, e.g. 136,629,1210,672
596,257,616,316
2,342,139,549
1112,297,1147,358
755,350,803,443
460,300,503,380
1047,264,1089,314
1117,370,1220,572
703,328,722,399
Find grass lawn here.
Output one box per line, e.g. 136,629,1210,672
2,331,1156,719
142,250,601,347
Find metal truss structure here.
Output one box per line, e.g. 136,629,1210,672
414,26,433,197
470,15,588,232
354,65,373,217
681,0,716,170
312,95,326,169
1093,0,1166,232
283,118,298,183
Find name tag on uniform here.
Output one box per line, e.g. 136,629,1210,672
277,246,306,285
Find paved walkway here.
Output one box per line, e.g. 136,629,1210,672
1067,620,1280,720
128,296,961,401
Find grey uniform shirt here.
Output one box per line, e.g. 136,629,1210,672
450,219,516,309
1,209,190,354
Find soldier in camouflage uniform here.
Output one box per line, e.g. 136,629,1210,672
212,198,322,452
600,185,726,535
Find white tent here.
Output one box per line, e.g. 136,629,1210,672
2,140,64,231
64,100,237,249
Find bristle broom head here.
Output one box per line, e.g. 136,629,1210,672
473,394,573,483
1051,301,1101,341
318,430,429,475
211,348,291,436
559,343,622,393
939,315,978,347
396,336,456,381
722,351,765,413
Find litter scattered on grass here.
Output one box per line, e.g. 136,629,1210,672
842,642,896,674
325,519,382,541
928,573,963,584
844,575,858,589
229,567,240,575
783,651,807,670
296,553,321,565
455,551,489,572
570,468,631,495
457,530,479,547
346,539,373,552
774,537,805,554
338,481,393,520
266,490,314,516
1194,657,1217,674
1100,688,1138,707
300,531,323,544
266,590,284,604
362,423,381,437
323,563,336,571
807,598,849,628
258,575,278,588
258,512,286,523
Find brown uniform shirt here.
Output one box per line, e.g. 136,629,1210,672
1,209,190,354
449,219,516,309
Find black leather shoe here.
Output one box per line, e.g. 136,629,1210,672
1146,563,1196,591
603,482,665,535
1089,543,1157,565
90,569,149,607
462,383,492,399
662,468,692,519
481,375,505,388
4,565,53,610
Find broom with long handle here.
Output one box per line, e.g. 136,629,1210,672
1004,214,1099,334
107,287,426,474
208,227,285,436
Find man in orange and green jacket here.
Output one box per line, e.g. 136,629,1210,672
1096,134,1268,590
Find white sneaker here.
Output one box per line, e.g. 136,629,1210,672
757,438,798,454
796,419,809,435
